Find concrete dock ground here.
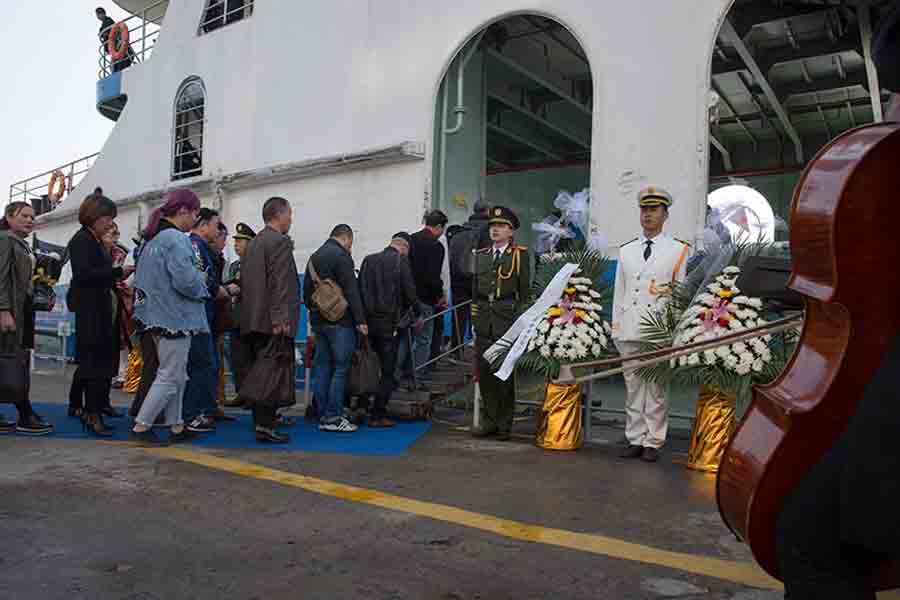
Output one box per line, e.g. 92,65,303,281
0,366,801,599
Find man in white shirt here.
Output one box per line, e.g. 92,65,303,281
612,186,690,462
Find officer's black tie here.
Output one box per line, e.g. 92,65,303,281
494,249,502,265
643,239,653,261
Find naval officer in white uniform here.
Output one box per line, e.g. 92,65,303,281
612,186,689,462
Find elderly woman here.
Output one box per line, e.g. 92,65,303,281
0,202,53,435
68,188,134,437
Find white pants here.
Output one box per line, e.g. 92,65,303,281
615,340,669,449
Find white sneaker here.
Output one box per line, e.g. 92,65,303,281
318,418,358,433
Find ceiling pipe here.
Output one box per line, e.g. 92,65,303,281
445,30,487,135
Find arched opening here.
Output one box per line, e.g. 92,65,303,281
708,1,895,240
172,77,206,181
432,14,592,251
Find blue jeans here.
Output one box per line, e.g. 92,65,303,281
411,302,435,379
312,324,357,423
182,332,219,421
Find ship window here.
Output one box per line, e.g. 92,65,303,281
172,78,205,181
199,0,254,35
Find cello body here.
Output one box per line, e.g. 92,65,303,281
717,120,900,588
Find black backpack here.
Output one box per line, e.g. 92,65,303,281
448,224,479,278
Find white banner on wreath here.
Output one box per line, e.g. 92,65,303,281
484,263,579,381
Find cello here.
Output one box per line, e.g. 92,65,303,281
716,107,900,589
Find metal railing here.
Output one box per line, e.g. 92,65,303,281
98,0,167,79
198,0,255,35
8,153,100,214
402,300,473,389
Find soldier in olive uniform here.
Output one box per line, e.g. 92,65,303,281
472,206,530,441
223,222,256,406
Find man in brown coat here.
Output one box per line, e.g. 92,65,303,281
239,196,300,443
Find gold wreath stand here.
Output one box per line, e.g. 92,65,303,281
686,385,736,473
535,382,583,451
123,345,143,394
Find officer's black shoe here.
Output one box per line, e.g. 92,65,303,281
495,431,511,441
641,447,660,463
471,426,497,438
619,444,643,458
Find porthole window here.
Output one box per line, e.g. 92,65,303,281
172,78,205,181
199,0,254,35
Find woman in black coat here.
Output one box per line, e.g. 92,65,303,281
67,188,134,436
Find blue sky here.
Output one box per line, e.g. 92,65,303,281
1,1,130,205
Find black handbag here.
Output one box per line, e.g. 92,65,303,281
347,336,382,397
0,349,29,405
240,336,296,409
32,281,57,313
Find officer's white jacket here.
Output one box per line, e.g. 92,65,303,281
612,233,689,341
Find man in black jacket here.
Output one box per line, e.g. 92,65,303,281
358,232,420,426
448,201,492,351
405,210,448,386
304,224,367,433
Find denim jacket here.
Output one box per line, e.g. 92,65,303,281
133,223,209,336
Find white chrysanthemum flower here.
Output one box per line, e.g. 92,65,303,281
708,283,723,294
603,322,612,334
679,355,688,366
540,345,552,358
687,353,701,366
724,354,739,368
748,298,763,309
554,346,568,359
751,339,766,353
704,350,717,365
729,320,745,331
582,314,595,324
534,336,545,347
697,293,716,306
715,345,731,359
720,278,737,288
732,341,748,354
574,284,589,292
723,266,741,275
590,303,603,311
736,363,751,376
589,290,601,298
760,349,772,362
591,344,603,356
739,352,755,365
752,359,764,372
566,348,580,360
538,320,550,333
528,340,536,352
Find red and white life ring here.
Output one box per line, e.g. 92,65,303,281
108,22,131,63
48,170,67,205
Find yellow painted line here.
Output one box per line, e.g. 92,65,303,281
145,445,782,591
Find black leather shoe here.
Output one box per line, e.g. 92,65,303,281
101,406,124,418
256,427,290,444
641,447,661,463
471,426,497,438
495,431,511,441
619,444,644,458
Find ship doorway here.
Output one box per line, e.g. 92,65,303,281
432,14,592,251
708,1,894,241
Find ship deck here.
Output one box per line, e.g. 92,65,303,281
0,366,821,600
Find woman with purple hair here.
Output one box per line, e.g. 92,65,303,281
130,189,210,445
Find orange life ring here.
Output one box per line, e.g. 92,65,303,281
48,170,66,204
108,22,130,62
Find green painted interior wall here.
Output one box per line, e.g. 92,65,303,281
485,165,590,249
